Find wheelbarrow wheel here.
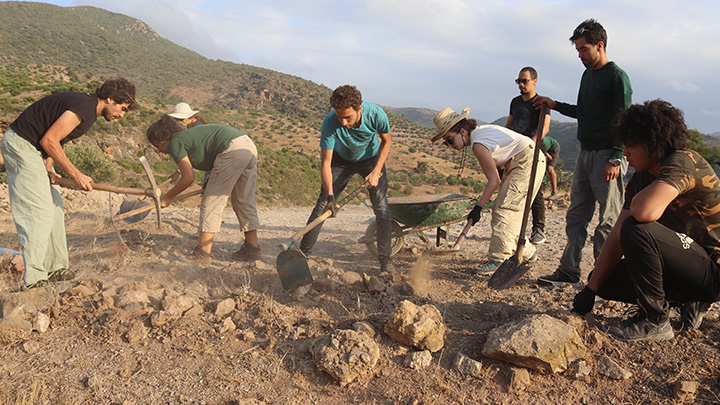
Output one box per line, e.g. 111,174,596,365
364,219,404,257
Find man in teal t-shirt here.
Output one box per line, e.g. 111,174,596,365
300,85,394,272
535,19,632,287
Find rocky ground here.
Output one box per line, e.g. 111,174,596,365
0,184,719,404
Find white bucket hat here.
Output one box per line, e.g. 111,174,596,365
431,107,471,142
168,102,199,119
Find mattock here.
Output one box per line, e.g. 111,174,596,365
54,156,163,227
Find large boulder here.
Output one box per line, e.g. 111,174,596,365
0,289,56,319
384,300,445,352
310,329,380,386
482,314,587,373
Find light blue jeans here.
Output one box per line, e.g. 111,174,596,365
1,129,68,286
557,149,627,279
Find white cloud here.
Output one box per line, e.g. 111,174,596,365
666,81,700,92
41,0,720,132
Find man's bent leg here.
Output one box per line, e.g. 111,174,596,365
299,159,357,254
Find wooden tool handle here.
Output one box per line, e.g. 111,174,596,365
53,177,152,196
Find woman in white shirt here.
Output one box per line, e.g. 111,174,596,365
431,107,546,275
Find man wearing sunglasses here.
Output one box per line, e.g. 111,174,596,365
534,19,633,288
506,66,552,246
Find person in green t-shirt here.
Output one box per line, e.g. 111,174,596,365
543,136,560,198
534,19,633,288
147,116,261,265
571,100,720,341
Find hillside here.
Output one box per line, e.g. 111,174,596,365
0,2,489,206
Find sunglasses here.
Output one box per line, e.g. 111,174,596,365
515,78,533,85
573,27,593,37
443,135,454,146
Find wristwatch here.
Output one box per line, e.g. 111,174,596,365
608,158,622,167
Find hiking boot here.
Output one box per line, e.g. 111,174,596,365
21,279,49,291
680,302,711,330
232,243,261,261
525,248,538,263
473,261,502,276
604,317,674,342
185,245,212,265
537,270,579,288
48,268,76,282
530,229,547,245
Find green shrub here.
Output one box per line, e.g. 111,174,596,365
59,142,115,182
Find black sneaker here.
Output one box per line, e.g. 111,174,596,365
605,317,674,342
537,271,579,288
48,268,76,282
530,229,547,245
231,243,261,261
680,302,711,330
20,279,49,291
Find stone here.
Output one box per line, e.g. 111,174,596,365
362,273,386,292
339,271,363,285
116,290,149,308
352,321,375,338
568,360,592,378
404,350,433,370
215,298,235,317
163,295,195,315
0,316,32,346
481,314,587,373
124,321,148,344
22,340,40,354
509,367,531,392
310,329,380,386
384,300,446,352
673,380,697,401
68,284,96,298
0,289,56,319
184,305,204,317
150,311,177,327
32,312,50,333
452,352,482,377
596,355,632,380
218,317,236,333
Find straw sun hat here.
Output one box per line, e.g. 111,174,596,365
168,102,199,119
431,107,471,142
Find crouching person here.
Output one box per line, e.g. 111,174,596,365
147,116,261,264
572,100,720,341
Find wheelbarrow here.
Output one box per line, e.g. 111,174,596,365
358,193,478,256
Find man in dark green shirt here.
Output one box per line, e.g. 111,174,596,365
535,19,632,287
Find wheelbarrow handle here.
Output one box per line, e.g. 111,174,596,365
280,174,382,251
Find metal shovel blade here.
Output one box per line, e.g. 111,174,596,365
487,254,531,290
276,249,313,290
118,197,152,224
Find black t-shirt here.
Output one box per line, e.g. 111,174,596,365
10,92,99,156
509,95,541,137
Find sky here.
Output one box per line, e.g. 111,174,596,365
15,0,720,133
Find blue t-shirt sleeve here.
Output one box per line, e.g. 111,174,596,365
319,113,337,151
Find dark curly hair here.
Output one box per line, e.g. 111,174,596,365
611,99,688,164
96,78,137,110
147,115,183,146
570,19,608,48
330,85,362,110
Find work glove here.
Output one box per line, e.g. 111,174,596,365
572,286,597,315
325,195,338,218
467,204,483,226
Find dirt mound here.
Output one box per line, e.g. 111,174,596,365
0,187,718,404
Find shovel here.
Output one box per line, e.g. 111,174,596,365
487,105,548,290
276,175,380,290
118,170,180,222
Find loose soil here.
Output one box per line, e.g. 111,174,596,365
0,185,719,404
